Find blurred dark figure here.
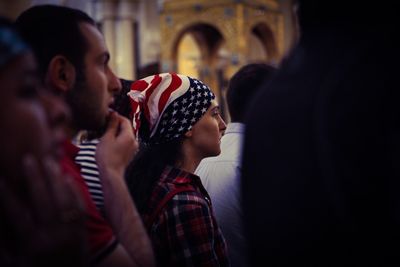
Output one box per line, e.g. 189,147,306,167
242,1,399,266
0,17,87,267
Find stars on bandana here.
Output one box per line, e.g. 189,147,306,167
151,77,215,144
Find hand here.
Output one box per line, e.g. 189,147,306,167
96,112,138,177
95,113,156,267
0,154,88,267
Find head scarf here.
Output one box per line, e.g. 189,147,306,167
0,26,29,69
127,73,215,144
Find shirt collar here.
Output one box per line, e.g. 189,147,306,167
62,140,80,159
161,165,202,185
161,165,211,202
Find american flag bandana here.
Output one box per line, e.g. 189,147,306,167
127,73,215,144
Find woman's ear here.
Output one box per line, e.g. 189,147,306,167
184,129,193,138
45,55,76,94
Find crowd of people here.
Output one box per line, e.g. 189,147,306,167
0,1,399,266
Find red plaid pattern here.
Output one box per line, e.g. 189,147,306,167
143,166,230,266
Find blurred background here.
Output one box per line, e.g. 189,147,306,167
0,0,298,120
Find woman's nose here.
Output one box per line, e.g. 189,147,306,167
219,116,227,132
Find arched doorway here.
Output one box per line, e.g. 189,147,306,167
248,33,268,62
250,22,278,62
160,1,293,121
173,23,229,119
173,23,225,80
173,23,229,118
176,33,202,78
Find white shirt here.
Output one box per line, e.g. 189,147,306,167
195,122,247,267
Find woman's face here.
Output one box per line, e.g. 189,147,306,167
188,100,226,159
0,52,68,179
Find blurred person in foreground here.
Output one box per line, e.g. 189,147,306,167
196,63,276,267
241,0,399,266
0,17,87,267
15,5,155,267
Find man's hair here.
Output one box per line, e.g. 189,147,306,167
15,5,96,80
227,63,276,122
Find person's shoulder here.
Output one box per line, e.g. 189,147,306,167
196,158,238,175
170,189,209,208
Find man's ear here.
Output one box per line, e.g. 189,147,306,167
45,55,76,94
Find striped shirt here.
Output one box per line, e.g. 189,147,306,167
62,140,116,262
75,139,104,216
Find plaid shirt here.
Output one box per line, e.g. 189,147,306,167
143,166,230,267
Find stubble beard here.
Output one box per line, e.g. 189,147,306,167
66,70,107,135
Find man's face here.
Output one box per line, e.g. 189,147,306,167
66,22,121,132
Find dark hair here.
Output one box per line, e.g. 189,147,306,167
125,139,183,214
14,5,95,80
0,17,13,34
125,113,184,213
227,63,276,122
113,79,184,212
296,0,395,31
112,78,134,118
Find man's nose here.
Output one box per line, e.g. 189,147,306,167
108,67,122,93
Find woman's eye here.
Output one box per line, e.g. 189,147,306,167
18,75,40,99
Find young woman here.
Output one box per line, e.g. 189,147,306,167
126,73,229,266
